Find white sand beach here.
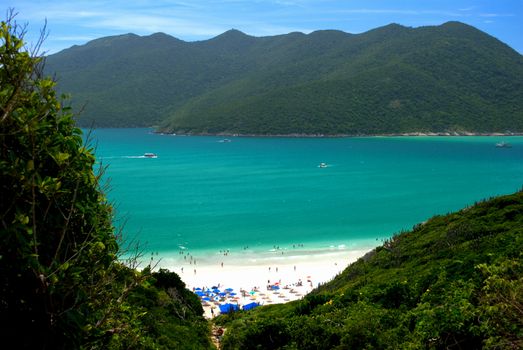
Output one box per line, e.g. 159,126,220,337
157,246,374,318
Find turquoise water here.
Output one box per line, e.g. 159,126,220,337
88,129,523,258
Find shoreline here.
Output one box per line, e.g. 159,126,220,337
155,246,374,318
153,130,523,138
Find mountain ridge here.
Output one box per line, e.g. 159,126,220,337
44,21,523,134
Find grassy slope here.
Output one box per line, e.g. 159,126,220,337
216,190,523,349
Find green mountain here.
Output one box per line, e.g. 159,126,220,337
216,191,523,349
45,22,523,134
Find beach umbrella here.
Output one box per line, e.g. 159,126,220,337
219,292,227,297
271,285,280,290
229,292,237,296
195,287,202,291
195,291,206,297
214,296,220,302
249,290,256,296
243,302,259,311
219,303,239,314
202,297,211,301
209,292,216,297
213,289,221,293
225,288,234,292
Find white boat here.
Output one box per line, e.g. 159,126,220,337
318,162,328,168
144,153,158,158
218,139,231,143
495,141,512,148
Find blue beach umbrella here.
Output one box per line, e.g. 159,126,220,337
219,292,227,297
243,302,259,311
202,297,211,301
271,285,280,290
195,287,202,291
225,288,234,292
219,303,239,314
229,292,237,296
195,291,206,297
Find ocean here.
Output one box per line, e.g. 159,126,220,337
87,128,523,263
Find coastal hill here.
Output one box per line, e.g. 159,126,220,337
45,22,523,134
216,190,523,349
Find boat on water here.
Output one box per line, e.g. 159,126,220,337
318,162,328,168
218,139,231,143
495,141,512,148
143,153,158,158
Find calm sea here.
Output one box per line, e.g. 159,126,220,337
87,128,523,259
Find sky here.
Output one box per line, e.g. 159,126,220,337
4,0,523,55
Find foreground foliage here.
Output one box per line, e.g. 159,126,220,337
217,191,523,349
0,15,120,348
0,15,212,349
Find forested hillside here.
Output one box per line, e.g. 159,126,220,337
216,190,523,349
45,22,523,134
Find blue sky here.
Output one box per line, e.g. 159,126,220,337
4,0,523,54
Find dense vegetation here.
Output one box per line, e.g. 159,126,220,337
4,13,523,349
45,22,523,134
215,191,523,349
0,15,212,349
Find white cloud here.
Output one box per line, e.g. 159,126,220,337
89,14,226,37
53,35,99,41
479,13,515,18
335,8,466,17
